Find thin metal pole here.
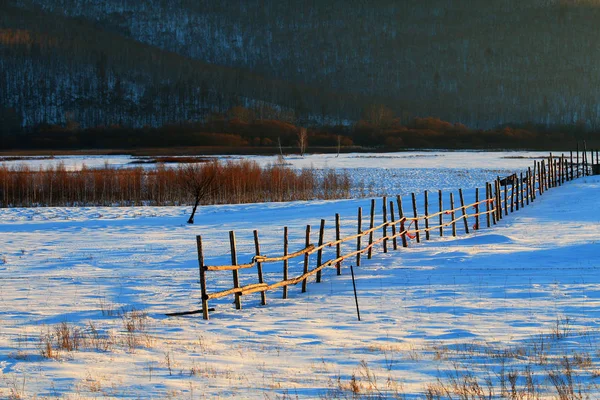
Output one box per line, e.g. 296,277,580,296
350,265,361,321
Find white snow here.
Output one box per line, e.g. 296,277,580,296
1,153,599,398
1,150,556,197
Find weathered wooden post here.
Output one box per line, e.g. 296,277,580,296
356,207,362,267
316,219,325,283
283,227,289,299
520,172,524,208
229,231,242,310
525,167,531,205
577,143,580,178
438,190,444,237
570,150,574,181
561,154,565,184
459,188,469,234
424,190,430,240
539,160,544,194
515,177,519,211
253,230,266,306
510,178,515,213
485,184,490,228
529,166,534,202
397,195,408,248
495,179,502,221
584,141,589,176
382,196,388,253
302,225,311,293
450,192,457,236
553,157,557,187
489,183,497,225
504,177,509,215
196,235,209,320
548,153,554,188
411,193,421,243
389,201,398,250
475,187,480,230
367,199,375,259
335,214,342,275
537,161,544,196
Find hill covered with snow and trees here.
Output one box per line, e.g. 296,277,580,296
1,0,600,150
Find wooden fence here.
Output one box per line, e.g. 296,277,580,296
193,148,598,319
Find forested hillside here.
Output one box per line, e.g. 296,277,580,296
2,0,600,138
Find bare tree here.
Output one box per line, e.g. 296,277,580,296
297,127,308,157
277,136,285,161
336,134,342,158
179,163,217,224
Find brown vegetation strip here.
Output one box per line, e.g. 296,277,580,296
0,160,351,207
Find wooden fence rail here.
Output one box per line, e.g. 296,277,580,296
192,147,595,319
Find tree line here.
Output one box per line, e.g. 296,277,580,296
2,105,598,152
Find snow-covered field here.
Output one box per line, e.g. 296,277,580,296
1,152,599,399
1,151,556,196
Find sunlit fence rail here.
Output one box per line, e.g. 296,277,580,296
194,147,598,319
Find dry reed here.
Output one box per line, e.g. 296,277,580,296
0,160,351,207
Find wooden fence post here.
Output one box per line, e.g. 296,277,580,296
450,192,457,236
518,173,523,208
438,190,444,237
495,179,501,221
485,184,490,228
553,156,557,187
547,155,551,188
530,164,535,200
253,230,266,306
527,167,533,204
229,231,242,310
561,154,565,185
196,235,209,320
459,189,469,234
389,200,398,250
382,196,388,253
397,195,408,248
539,160,544,192
510,178,515,213
544,160,551,191
475,187,480,230
489,183,497,225
584,141,589,176
525,170,530,205
424,190,430,240
283,227,289,299
516,176,521,210
549,157,553,188
411,193,421,243
316,219,325,283
356,207,362,267
335,213,342,275
539,161,544,194
504,177,509,215
576,143,580,178
570,150,574,181
367,199,375,259
302,225,311,293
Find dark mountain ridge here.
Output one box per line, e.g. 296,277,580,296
2,0,600,136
